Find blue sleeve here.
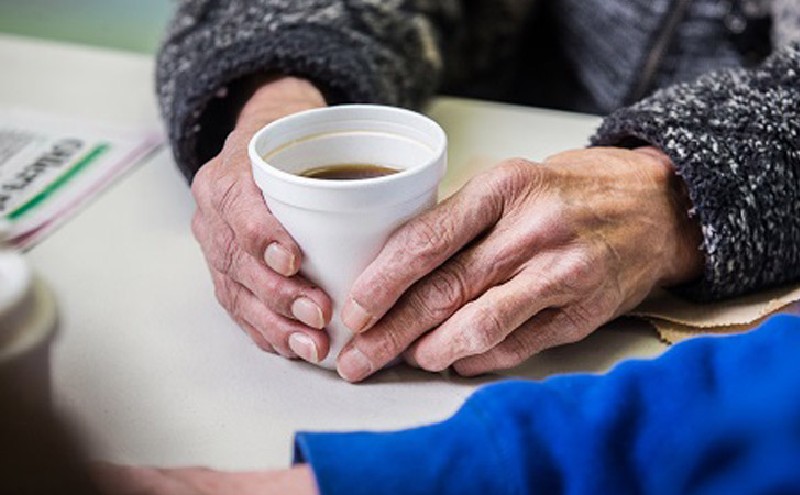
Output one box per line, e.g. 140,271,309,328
294,315,800,495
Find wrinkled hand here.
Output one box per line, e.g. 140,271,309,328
336,147,703,381
191,76,332,363
93,464,317,495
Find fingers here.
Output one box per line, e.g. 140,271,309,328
239,320,277,355
192,160,333,364
451,306,596,376
161,466,318,495
192,163,301,277
335,215,548,382
92,463,318,495
403,265,571,373
193,209,332,329
187,95,332,368
405,245,613,373
91,464,188,495
336,256,479,382
341,167,514,334
335,264,468,382
209,268,330,363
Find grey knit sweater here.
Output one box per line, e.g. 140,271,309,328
157,0,800,302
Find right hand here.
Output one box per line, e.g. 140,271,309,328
191,76,332,364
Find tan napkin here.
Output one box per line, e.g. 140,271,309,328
633,288,800,343
440,155,800,344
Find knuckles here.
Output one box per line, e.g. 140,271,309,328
494,346,530,370
209,225,239,275
237,215,267,252
449,344,528,376
213,274,242,318
412,340,451,372
195,161,275,260
190,162,214,203
261,269,299,308
462,157,547,216
401,214,457,264
469,305,506,352
490,158,540,195
210,174,242,218
368,326,406,364
416,355,449,373
457,348,525,376
558,247,608,295
489,332,535,371
192,206,240,279
444,305,504,363
412,262,469,322
556,306,595,344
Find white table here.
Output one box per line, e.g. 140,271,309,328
1,35,667,470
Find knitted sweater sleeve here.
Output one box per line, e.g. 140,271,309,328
592,43,800,301
155,0,535,180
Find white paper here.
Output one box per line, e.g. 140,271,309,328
0,109,162,249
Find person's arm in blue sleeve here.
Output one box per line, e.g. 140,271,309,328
295,315,800,495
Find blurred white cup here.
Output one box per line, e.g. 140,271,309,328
0,244,58,408
249,105,447,369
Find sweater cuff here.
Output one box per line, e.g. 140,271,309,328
591,110,715,301
157,25,396,181
293,400,513,495
590,48,800,301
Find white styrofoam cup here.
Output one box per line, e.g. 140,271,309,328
0,249,57,408
249,105,447,369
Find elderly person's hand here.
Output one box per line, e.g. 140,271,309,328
93,464,317,495
190,76,332,363
337,147,704,381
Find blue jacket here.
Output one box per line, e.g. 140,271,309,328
295,315,800,494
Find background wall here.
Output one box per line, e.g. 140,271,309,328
0,0,174,53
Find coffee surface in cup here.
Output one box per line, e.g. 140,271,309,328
298,164,400,180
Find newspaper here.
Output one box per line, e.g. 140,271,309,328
0,109,162,249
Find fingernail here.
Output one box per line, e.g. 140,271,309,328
337,347,373,382
341,298,375,333
292,297,325,329
288,333,319,364
264,243,296,276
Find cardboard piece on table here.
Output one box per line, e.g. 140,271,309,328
632,286,800,343
646,297,800,344
632,285,800,327
646,317,766,345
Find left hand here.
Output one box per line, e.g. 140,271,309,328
336,147,704,381
92,464,318,495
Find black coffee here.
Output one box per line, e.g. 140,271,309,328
298,164,401,180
